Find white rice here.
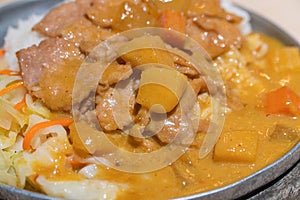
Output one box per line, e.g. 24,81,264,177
4,14,45,71
3,0,252,71
3,0,74,71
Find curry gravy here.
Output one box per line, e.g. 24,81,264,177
31,33,300,199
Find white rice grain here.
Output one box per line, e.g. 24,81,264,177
4,15,45,71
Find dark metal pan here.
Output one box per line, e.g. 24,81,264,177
0,1,299,199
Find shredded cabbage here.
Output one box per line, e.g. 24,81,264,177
0,171,18,186
0,107,13,130
25,94,50,118
36,176,126,200
0,76,21,90
0,131,17,150
0,97,28,127
5,135,23,154
5,87,27,106
14,156,34,188
13,130,71,188
0,149,18,187
11,114,73,188
0,149,11,170
24,114,68,149
0,75,26,105
79,164,99,179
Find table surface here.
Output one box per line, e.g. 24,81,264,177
232,0,300,43
0,0,299,200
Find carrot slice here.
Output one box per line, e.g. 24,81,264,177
0,49,5,57
160,9,186,34
14,96,26,110
265,86,300,116
68,157,83,166
0,81,24,96
160,9,186,47
0,69,21,76
23,118,74,151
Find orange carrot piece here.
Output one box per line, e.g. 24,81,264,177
0,49,5,57
265,86,300,116
14,96,26,110
0,69,21,76
23,118,74,151
0,81,24,96
160,9,186,48
68,157,83,166
160,9,186,34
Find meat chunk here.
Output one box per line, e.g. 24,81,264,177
61,18,113,54
33,2,86,37
86,2,116,28
100,62,133,85
189,77,207,95
172,54,200,78
96,88,119,132
96,80,136,132
186,16,242,58
85,0,148,29
17,38,84,111
188,0,242,23
111,1,159,31
79,29,114,55
195,16,242,48
156,108,185,144
33,1,113,54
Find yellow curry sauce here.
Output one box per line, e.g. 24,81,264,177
29,33,300,199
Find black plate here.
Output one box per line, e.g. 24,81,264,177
0,1,299,200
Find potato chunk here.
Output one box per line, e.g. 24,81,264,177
266,47,300,72
214,130,258,163
136,67,187,113
270,125,300,142
120,35,174,67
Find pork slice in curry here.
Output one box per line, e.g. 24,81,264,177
16,37,84,111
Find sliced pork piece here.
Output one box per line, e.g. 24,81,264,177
186,17,242,58
17,38,84,111
61,18,114,54
33,1,114,54
100,62,133,85
156,108,186,144
96,80,136,132
32,2,87,37
188,0,242,23
85,0,146,29
172,54,200,78
189,78,207,95
195,16,242,49
86,2,116,28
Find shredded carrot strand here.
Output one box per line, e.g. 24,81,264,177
68,157,83,165
0,49,5,57
14,96,26,110
23,118,74,151
0,69,21,76
0,81,24,96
